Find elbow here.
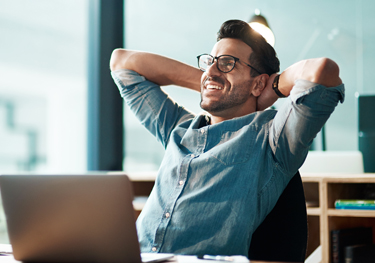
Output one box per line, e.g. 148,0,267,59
314,57,342,87
110,48,130,72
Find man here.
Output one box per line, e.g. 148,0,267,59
110,20,344,257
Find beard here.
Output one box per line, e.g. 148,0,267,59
200,77,253,113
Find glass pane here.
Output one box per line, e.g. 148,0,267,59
124,0,375,171
0,0,88,243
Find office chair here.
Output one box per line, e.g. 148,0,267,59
248,171,307,262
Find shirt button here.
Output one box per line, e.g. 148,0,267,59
179,180,184,185
165,212,170,218
200,129,205,134
191,154,195,158
152,247,157,252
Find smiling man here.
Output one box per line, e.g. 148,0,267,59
110,20,344,257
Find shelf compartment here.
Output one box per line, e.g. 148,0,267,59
306,215,320,257
328,216,375,263
303,182,320,208
327,183,374,209
328,216,375,241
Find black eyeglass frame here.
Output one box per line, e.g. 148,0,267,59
197,53,261,75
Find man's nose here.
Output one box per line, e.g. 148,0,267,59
205,60,221,77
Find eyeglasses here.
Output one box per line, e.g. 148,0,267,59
197,54,261,74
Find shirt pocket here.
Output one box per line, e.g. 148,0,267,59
208,127,256,166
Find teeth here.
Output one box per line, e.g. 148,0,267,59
207,85,222,90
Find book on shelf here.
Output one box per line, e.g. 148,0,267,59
335,199,375,210
345,243,375,263
331,227,373,263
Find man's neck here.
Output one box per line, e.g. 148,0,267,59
209,108,257,124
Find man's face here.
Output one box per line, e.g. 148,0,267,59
200,38,257,119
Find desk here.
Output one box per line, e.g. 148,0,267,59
0,254,301,263
172,256,301,263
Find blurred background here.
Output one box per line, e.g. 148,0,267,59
0,0,375,242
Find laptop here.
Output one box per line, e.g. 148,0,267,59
0,173,173,263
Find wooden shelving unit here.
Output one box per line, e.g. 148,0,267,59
302,173,375,262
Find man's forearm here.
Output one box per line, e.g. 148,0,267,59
278,57,342,97
110,49,202,92
257,57,342,111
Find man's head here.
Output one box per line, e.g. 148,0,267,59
217,19,280,77
199,19,279,123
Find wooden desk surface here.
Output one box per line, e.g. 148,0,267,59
171,255,301,262
0,254,301,263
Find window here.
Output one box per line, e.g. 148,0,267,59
123,0,375,171
0,0,88,242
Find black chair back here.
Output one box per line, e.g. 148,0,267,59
248,171,307,262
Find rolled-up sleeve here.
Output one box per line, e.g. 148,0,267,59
269,79,345,174
111,69,194,147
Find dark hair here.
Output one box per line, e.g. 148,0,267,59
217,19,280,77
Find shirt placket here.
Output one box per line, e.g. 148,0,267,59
197,127,207,154
151,126,208,252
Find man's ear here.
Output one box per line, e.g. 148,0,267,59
252,74,269,97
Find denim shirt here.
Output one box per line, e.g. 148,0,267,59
111,69,345,257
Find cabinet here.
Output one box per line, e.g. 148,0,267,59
302,173,375,262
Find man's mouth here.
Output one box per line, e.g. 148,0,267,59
202,76,225,92
206,85,222,90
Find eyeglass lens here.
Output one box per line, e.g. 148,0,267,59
198,55,236,73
